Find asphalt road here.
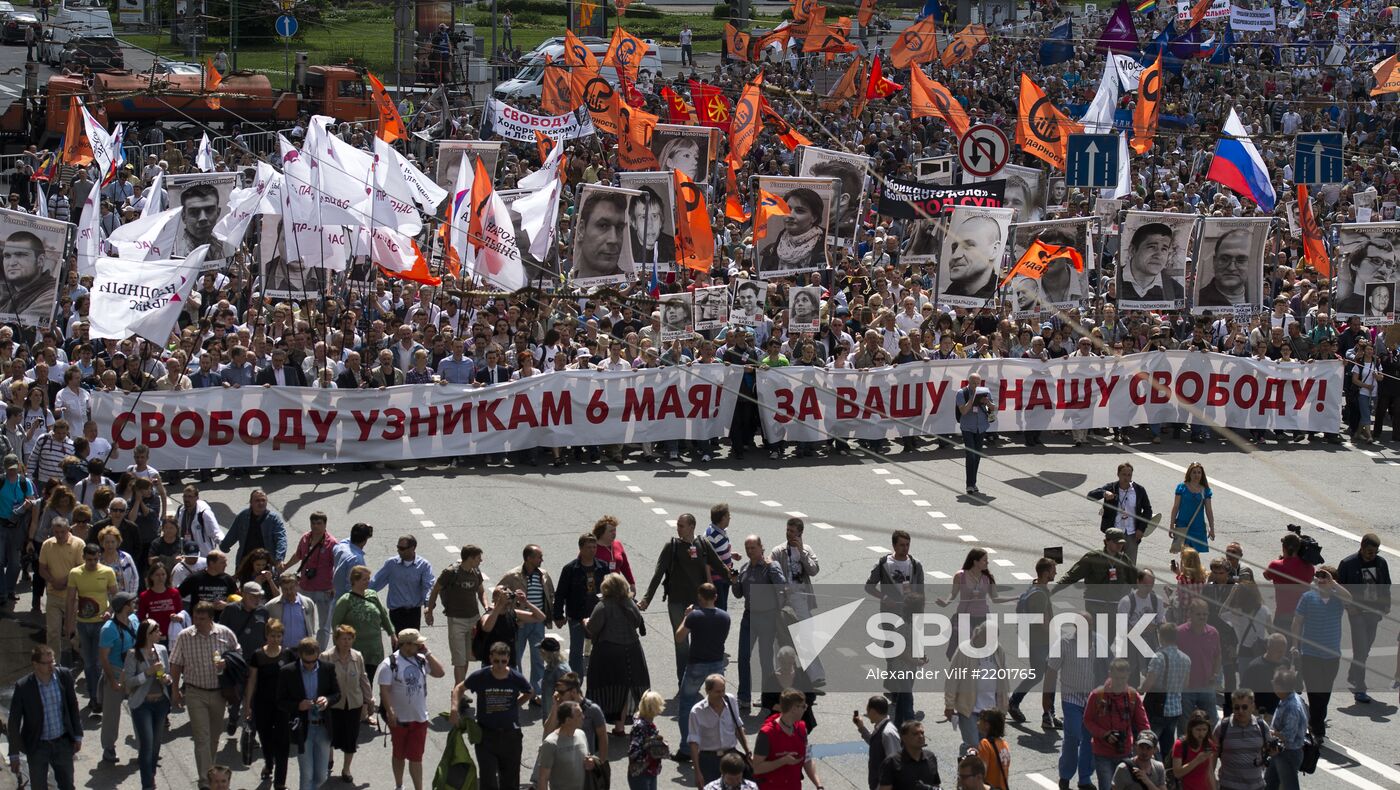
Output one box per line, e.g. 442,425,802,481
15,432,1399,790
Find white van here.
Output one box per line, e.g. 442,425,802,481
493,38,663,101
39,0,115,64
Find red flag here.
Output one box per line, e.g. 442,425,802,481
691,81,733,133
1297,184,1329,276
660,86,698,124
909,67,969,138
728,72,764,168
673,169,714,271
865,56,903,99
618,69,646,108
387,236,442,286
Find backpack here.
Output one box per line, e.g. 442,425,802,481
1015,584,1044,614
1215,718,1270,768
433,717,482,790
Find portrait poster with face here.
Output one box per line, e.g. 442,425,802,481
795,145,872,246
1363,282,1396,326
1045,176,1068,213
971,163,1045,223
788,285,823,334
937,206,1014,309
434,140,505,190
498,188,564,284
1116,211,1197,311
1334,223,1400,319
259,218,327,300
1006,218,1093,317
658,291,694,340
163,172,237,270
650,124,719,184
570,184,642,287
693,285,730,331
0,208,68,327
616,171,678,272
730,278,769,326
1191,217,1269,316
754,176,836,278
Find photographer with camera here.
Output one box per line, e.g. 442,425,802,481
1084,658,1151,790
954,374,997,495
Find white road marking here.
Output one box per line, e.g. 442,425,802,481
866,546,886,553
1318,759,1387,790
840,534,862,542
912,500,931,507
651,507,668,515
1111,443,1400,557
420,521,436,528
786,511,808,518
760,500,783,507
1326,742,1400,785
1012,572,1034,581
639,496,654,504
929,570,952,579
943,523,962,530
872,469,890,475
712,480,735,487
446,545,459,553
811,522,835,530
926,511,947,519
627,485,643,493
886,479,904,485
432,533,448,540
899,489,917,495
689,470,710,477
391,484,404,491
615,474,631,482
994,559,1014,567
737,491,757,496
380,473,394,480
959,535,978,542
409,508,424,515
605,465,620,471
1025,773,1059,790
399,496,414,503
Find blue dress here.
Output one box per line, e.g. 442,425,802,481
1175,483,1212,553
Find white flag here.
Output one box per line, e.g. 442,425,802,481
107,206,182,260
78,99,116,183
214,160,282,244
447,152,474,271
142,172,165,219
357,226,424,273
280,135,349,271
382,141,447,212
519,139,565,191
1112,54,1145,91
1104,132,1133,200
196,132,216,172
515,174,561,263
475,187,527,292
370,136,423,235
90,246,209,343
1081,57,1120,134
304,118,372,228
35,183,48,218
75,191,103,277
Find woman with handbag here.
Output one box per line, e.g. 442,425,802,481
122,618,173,790
627,690,668,790
243,618,294,789
584,573,651,737
1170,463,1215,554
322,624,373,783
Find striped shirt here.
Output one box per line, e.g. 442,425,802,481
1048,632,1107,706
29,434,74,487
1295,590,1345,658
705,524,735,581
170,623,240,690
1146,646,1192,717
524,569,546,609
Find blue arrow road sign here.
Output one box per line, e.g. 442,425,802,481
1293,132,1343,185
275,14,298,38
1066,133,1119,189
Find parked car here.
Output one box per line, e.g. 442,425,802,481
58,35,123,70
152,58,202,76
0,10,41,43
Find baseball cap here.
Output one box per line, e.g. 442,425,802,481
1135,731,1158,748
3,454,18,471
181,540,201,556
110,591,138,612
397,628,424,645
1104,528,1128,543
241,581,265,597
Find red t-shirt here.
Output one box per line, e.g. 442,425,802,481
138,586,184,637
1264,556,1315,615
756,714,808,790
295,531,337,592
1172,739,1214,790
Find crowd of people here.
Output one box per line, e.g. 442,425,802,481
0,0,1399,789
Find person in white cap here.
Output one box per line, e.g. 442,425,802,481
377,628,445,790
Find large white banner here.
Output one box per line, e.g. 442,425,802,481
1228,4,1276,30
484,99,597,144
89,247,209,343
1176,0,1229,22
93,367,742,469
757,353,1342,442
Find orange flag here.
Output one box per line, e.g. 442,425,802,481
565,29,602,109
791,5,826,39
791,0,817,21
1188,0,1213,29
617,104,660,171
725,166,749,223
999,239,1083,287
60,97,94,166
366,72,407,143
1372,54,1400,96
909,67,969,139
821,56,864,112
941,23,989,68
604,26,648,78
534,131,554,166
691,81,733,133
761,100,812,150
582,77,622,136
728,72,764,167
725,23,751,62
889,15,940,69
468,157,495,253
1131,53,1163,156
673,169,714,271
804,18,858,55
205,57,223,92
858,0,878,26
540,56,573,115
865,56,903,99
564,30,600,69
1297,184,1329,277
753,190,790,243
1016,73,1081,171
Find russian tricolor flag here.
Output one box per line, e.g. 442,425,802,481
1206,109,1277,212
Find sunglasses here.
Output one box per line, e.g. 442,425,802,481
1233,704,1251,711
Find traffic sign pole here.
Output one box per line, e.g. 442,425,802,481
1293,132,1343,185
1066,132,1120,189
